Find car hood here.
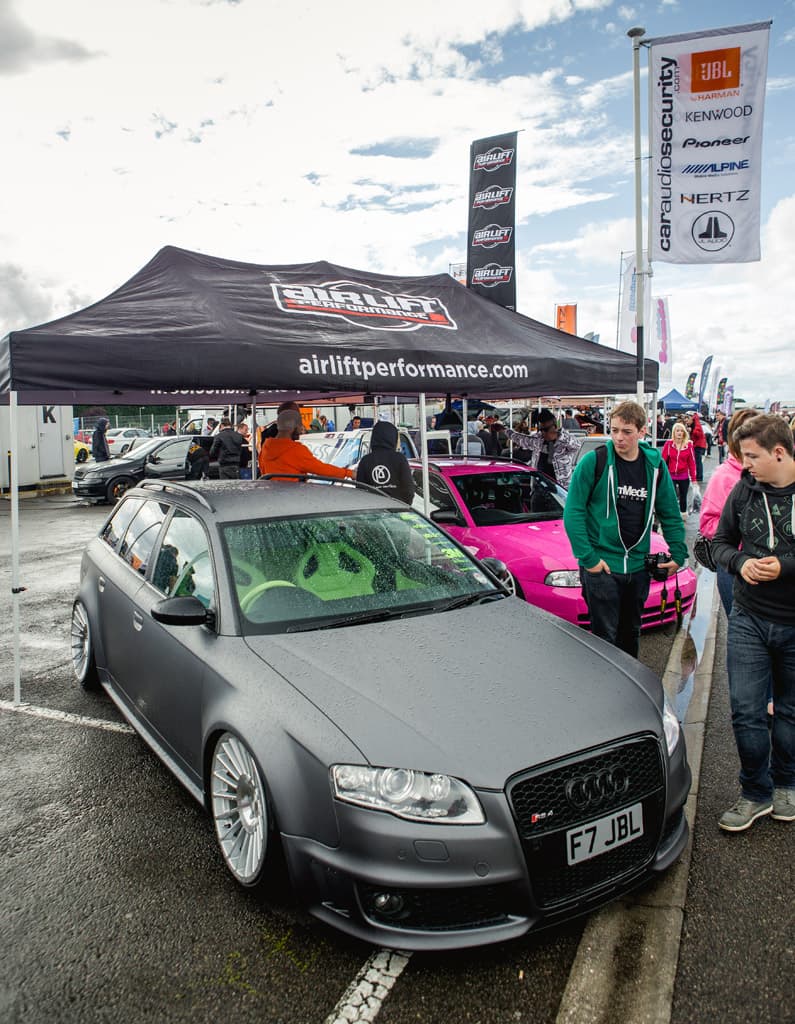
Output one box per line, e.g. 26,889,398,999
246,599,663,788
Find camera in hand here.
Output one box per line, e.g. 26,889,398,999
645,551,671,582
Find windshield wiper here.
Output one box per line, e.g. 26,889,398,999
437,592,504,612
287,608,400,632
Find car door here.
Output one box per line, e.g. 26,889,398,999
94,497,165,699
144,437,192,480
131,508,217,783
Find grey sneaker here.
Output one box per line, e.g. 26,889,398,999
772,788,795,821
719,796,773,832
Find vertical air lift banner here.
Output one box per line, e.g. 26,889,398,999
467,132,517,310
648,21,771,264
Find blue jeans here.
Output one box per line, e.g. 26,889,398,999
716,566,734,617
726,607,795,801
581,569,651,659
694,447,705,482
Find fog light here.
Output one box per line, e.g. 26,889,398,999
373,892,404,916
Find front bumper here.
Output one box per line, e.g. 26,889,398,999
282,731,691,951
72,477,109,498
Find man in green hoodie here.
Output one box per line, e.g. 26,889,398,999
563,400,687,658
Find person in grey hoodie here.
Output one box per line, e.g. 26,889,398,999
711,413,795,832
356,420,414,505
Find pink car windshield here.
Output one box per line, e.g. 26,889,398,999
449,470,566,526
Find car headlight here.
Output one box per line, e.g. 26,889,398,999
331,765,485,824
544,570,581,587
663,697,681,755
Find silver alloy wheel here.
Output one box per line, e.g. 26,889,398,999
211,733,268,885
70,600,97,687
502,569,518,598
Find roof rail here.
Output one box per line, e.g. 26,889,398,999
136,479,216,512
259,473,397,501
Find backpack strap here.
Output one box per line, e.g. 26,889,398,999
590,444,608,497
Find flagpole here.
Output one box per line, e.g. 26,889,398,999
628,25,646,406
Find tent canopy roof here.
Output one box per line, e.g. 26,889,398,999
660,387,699,411
1,245,658,404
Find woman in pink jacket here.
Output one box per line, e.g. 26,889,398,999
661,422,697,518
699,408,758,614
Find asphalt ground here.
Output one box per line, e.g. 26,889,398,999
1,458,790,1023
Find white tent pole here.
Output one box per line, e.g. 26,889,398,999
419,393,430,517
462,397,468,455
509,399,514,457
10,390,22,706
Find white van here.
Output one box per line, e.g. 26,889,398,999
300,427,418,469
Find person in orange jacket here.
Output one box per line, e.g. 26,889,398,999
259,409,354,481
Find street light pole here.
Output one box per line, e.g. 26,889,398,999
628,25,646,407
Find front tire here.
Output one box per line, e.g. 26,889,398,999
106,476,135,503
211,733,270,887
71,600,100,690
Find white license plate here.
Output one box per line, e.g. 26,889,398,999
566,802,644,865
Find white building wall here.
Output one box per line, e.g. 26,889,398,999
0,404,74,488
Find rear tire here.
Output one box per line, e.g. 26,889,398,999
71,600,100,690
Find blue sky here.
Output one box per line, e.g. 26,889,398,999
2,0,793,404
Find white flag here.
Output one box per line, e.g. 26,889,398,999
648,21,770,264
616,252,651,354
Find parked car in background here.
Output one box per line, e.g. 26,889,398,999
300,427,418,469
106,427,151,455
72,435,204,503
70,476,690,951
410,457,697,633
74,439,91,463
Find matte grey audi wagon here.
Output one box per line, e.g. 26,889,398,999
71,476,690,950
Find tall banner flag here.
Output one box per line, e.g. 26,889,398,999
653,296,673,383
617,252,652,353
697,354,713,410
722,385,734,414
555,304,577,335
716,376,728,405
684,371,698,398
647,21,771,264
467,131,517,310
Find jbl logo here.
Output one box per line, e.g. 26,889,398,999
691,47,741,93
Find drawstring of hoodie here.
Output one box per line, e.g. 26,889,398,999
761,491,795,551
606,461,660,573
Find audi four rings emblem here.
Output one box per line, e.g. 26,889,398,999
565,768,630,810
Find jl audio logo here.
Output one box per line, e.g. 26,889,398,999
692,211,735,252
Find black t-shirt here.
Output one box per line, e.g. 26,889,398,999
537,440,557,481
614,454,648,549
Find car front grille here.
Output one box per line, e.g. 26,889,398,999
508,735,665,910
357,881,519,932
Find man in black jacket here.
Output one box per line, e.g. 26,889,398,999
91,417,110,462
712,413,795,831
356,421,414,505
209,418,243,479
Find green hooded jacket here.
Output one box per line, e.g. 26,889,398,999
563,440,688,574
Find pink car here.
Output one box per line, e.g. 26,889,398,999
410,458,696,631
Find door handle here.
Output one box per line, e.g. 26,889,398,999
98,575,106,593
133,611,143,631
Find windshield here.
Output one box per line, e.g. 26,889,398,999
222,508,501,635
450,469,566,525
114,436,163,460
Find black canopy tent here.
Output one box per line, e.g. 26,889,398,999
2,245,660,706
0,245,658,402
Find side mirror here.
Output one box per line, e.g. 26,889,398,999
430,509,464,525
151,596,214,628
480,556,511,588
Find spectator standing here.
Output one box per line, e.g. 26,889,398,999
91,417,111,462
455,421,487,456
209,418,243,479
686,411,707,482
562,408,580,430
563,400,687,658
504,408,581,488
202,417,218,436
715,409,729,464
711,413,795,831
260,409,354,481
237,421,252,479
661,422,697,519
356,421,414,504
258,400,301,469
700,408,759,616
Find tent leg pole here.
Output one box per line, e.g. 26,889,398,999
419,394,430,518
10,390,22,706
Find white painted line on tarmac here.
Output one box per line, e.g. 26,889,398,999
0,699,134,734
324,949,412,1024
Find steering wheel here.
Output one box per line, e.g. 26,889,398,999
239,580,297,613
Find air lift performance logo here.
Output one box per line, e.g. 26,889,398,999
271,280,457,332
